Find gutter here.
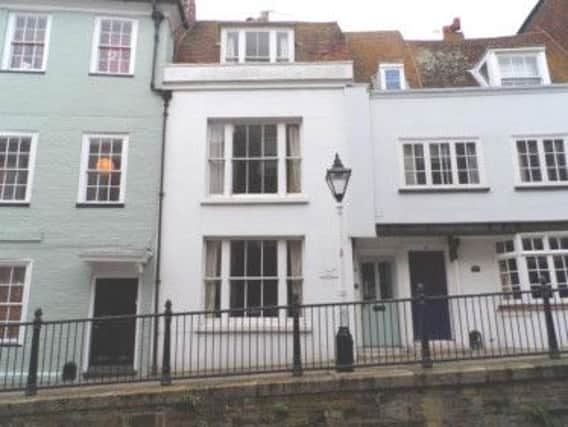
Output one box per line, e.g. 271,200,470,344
149,0,175,373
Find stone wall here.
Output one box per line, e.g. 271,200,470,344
1,359,568,427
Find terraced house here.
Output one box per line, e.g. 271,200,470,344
1,0,567,392
0,0,187,378
160,0,568,373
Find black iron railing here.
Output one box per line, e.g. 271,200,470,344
1,284,566,396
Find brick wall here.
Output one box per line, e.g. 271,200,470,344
1,360,568,426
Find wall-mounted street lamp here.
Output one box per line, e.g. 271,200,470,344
325,153,354,372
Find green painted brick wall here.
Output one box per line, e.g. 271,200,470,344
0,2,175,322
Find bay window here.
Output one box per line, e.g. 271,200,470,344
496,233,568,300
203,239,303,318
401,140,483,188
207,121,302,197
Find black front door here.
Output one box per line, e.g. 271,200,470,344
90,278,138,368
409,251,452,340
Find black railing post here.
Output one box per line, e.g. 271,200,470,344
292,295,303,377
161,300,172,385
541,279,560,359
25,308,43,396
417,284,433,368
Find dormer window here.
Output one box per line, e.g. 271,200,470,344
221,28,294,64
471,47,551,88
377,63,406,90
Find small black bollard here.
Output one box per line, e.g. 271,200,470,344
291,295,303,377
541,279,560,360
417,284,433,369
335,305,354,373
161,300,173,386
25,308,43,396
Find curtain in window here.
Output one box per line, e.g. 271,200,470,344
209,124,225,194
286,125,301,193
205,240,221,315
226,32,238,60
287,240,303,306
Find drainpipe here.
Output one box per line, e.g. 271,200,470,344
150,0,172,375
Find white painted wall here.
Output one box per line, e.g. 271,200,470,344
371,87,568,224
161,85,375,314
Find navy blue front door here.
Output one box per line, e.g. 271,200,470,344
409,251,452,340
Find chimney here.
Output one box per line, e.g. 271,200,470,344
184,0,196,25
257,10,271,22
443,17,464,41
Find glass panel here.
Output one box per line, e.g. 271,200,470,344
361,263,376,301
229,280,245,317
263,240,277,276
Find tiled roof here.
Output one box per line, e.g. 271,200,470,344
174,16,568,88
346,30,568,87
175,21,350,63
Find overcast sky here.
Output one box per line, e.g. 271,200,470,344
196,0,539,40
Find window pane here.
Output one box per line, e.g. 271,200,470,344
225,31,239,61
263,240,277,276
277,32,289,61
264,160,278,193
263,280,278,317
430,143,452,185
247,160,262,193
517,140,542,182
246,280,262,317
246,240,262,276
263,125,277,156
230,240,245,276
384,69,401,90
229,280,245,317
232,160,247,193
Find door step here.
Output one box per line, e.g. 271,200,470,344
84,366,137,379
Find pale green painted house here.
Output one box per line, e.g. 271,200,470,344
0,0,186,377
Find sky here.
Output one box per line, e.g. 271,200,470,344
195,0,539,40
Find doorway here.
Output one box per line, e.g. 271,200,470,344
89,278,138,371
408,251,452,340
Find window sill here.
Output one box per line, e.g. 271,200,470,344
399,186,490,194
515,184,568,191
76,203,125,208
201,196,309,206
196,318,312,334
88,72,134,78
0,202,30,207
498,303,568,313
0,68,45,74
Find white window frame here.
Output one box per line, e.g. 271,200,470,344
378,63,406,90
471,47,551,88
202,238,304,322
496,233,568,301
89,17,138,76
0,131,38,204
398,138,486,190
511,135,568,187
77,133,129,205
220,28,295,64
1,12,52,72
0,260,33,346
206,120,303,199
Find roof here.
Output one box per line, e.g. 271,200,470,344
175,21,350,63
174,16,568,88
346,30,568,88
